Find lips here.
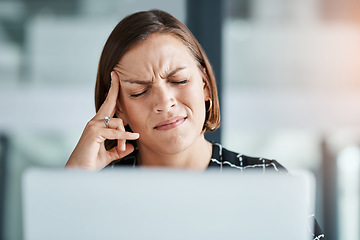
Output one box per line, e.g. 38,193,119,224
154,116,187,131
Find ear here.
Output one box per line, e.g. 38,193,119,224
202,68,211,100
116,98,129,126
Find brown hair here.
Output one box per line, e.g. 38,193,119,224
95,9,220,134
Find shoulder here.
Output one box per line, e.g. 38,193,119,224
209,143,288,173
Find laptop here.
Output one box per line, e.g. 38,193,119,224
22,168,315,240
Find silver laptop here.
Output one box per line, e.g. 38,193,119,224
22,168,315,240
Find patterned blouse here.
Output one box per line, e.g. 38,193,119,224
109,142,325,240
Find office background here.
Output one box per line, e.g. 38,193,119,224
1,0,360,239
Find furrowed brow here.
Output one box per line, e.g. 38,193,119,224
121,79,151,85
120,67,187,84
165,67,186,78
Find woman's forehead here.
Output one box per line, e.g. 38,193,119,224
115,33,197,78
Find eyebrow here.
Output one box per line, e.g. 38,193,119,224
121,67,186,84
166,67,186,78
121,79,150,85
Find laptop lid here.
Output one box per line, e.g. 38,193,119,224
22,168,315,240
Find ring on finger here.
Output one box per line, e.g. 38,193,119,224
104,116,110,128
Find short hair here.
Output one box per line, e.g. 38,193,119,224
95,9,220,134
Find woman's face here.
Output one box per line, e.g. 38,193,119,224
114,33,209,155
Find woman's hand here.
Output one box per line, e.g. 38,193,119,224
65,71,139,170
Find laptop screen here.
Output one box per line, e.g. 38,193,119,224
22,168,315,240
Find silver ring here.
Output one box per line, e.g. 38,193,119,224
104,116,110,128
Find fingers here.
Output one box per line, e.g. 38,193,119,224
88,117,126,131
92,71,131,151
100,128,139,141
86,117,137,151
104,143,135,166
106,117,127,151
113,118,126,151
96,71,120,119
106,117,126,130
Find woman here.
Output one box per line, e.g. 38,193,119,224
65,9,324,239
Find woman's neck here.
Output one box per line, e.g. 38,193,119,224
136,135,212,171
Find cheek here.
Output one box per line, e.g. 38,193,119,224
182,83,206,114
119,93,146,128
123,102,147,129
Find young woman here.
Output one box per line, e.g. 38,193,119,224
65,9,324,239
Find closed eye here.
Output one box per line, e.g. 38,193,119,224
130,90,148,98
172,80,189,85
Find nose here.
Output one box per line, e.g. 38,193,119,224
153,85,176,113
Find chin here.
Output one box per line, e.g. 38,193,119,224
144,133,197,155
160,136,194,154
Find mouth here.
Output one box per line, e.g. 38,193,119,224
154,116,187,131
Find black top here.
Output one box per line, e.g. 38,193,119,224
109,142,325,240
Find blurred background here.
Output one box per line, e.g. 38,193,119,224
1,0,360,239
